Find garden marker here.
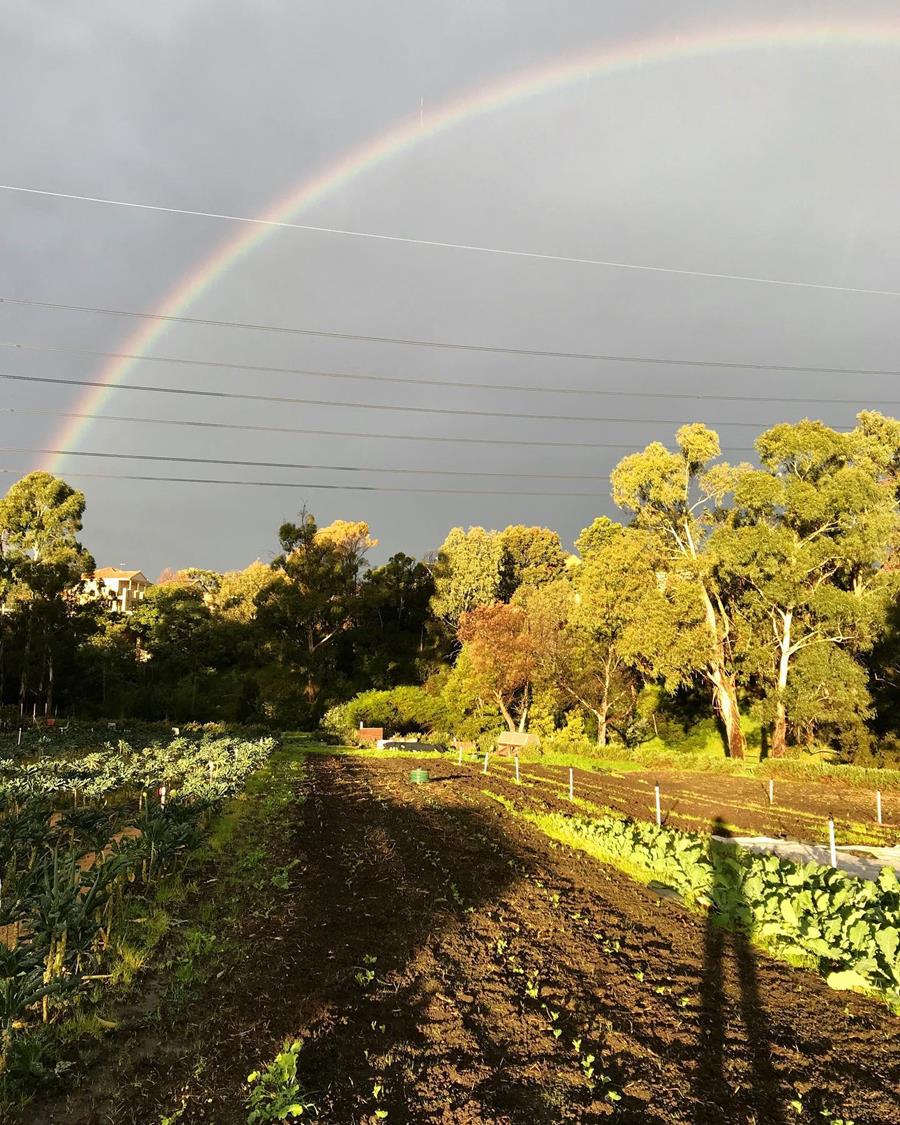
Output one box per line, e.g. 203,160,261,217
483,753,489,775
569,767,574,801
768,779,774,804
876,790,882,825
160,784,167,807
515,756,520,784
828,817,837,867
17,728,21,746
654,783,662,828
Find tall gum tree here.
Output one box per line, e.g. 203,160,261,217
611,425,747,757
518,523,648,747
713,414,900,757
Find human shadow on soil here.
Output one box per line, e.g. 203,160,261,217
696,818,785,1125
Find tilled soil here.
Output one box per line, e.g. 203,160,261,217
33,753,900,1125
485,758,898,847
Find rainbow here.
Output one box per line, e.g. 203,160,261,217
41,18,900,474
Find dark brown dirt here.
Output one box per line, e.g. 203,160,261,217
488,759,898,847
30,754,900,1125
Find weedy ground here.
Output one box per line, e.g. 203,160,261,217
25,742,900,1125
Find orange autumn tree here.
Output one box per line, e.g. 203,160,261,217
457,602,536,731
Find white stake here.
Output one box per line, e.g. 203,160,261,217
828,817,837,867
160,784,167,807
876,790,882,826
768,779,774,805
569,767,574,801
655,783,662,828
16,728,22,746
483,753,489,775
515,755,520,784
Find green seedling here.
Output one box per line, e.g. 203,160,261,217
270,859,301,891
246,1040,315,1121
354,954,377,988
542,1005,562,1038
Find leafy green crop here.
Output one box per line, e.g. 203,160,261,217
508,804,900,1006
246,1040,315,1121
0,730,279,1077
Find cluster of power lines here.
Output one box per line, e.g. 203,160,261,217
0,184,894,496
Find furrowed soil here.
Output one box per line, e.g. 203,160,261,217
31,752,899,1125
491,759,898,847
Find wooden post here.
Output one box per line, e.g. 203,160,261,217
569,767,574,801
876,790,883,826
654,783,662,828
828,817,837,868
768,779,774,805
482,753,489,775
515,756,520,784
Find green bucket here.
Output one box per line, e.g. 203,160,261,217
409,768,430,785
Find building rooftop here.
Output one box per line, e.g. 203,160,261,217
91,568,148,580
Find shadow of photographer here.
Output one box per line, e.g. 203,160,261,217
696,818,785,1124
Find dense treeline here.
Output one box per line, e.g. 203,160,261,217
1,414,898,761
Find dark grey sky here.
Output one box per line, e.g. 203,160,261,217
3,1,900,576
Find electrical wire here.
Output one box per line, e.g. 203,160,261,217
0,466,598,498
0,372,789,427
2,446,617,480
3,336,900,390
2,183,898,298
5,295,900,368
1,407,760,451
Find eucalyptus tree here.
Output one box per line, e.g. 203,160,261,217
257,511,365,719
713,414,899,756
611,425,747,757
518,522,648,747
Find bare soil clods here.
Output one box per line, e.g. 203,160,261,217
33,754,900,1125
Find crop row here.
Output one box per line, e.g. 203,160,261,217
0,732,277,1083
486,792,900,1008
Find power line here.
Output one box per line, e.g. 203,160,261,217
3,295,898,369
4,336,900,389
0,371,791,427
0,466,598,498
1,183,898,299
4,446,617,481
1,408,759,451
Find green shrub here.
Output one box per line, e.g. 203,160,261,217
322,685,449,740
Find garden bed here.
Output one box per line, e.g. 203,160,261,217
27,747,900,1124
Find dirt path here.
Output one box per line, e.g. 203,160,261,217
33,753,900,1125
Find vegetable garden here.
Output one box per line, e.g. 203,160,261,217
18,743,900,1125
0,723,277,1105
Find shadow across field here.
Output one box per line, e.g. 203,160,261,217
696,819,784,1124
31,756,898,1125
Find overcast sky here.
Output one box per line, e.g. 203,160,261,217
3,0,900,577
